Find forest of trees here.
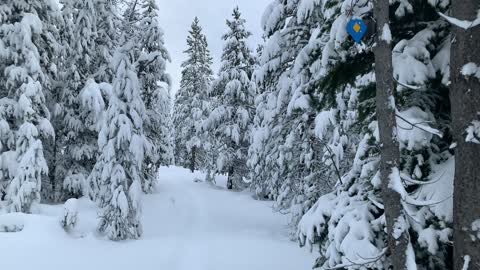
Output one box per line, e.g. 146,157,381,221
174,1,480,269
0,0,479,269
0,0,172,240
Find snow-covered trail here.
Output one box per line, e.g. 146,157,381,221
0,166,315,270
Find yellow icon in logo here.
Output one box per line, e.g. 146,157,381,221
353,22,361,33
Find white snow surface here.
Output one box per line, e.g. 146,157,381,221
0,166,315,270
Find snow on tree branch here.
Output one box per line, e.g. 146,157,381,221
438,11,480,30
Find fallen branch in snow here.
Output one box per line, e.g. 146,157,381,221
438,12,480,30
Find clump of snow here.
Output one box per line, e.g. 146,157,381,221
297,0,321,23
463,255,471,270
396,107,439,150
418,226,452,254
21,13,43,34
393,29,436,91
80,79,108,130
314,110,335,140
461,63,478,77
63,173,85,197
413,157,454,222
472,219,480,240
382,24,392,44
466,121,480,144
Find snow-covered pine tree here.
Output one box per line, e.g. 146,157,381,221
0,1,61,204
173,17,214,172
248,0,328,232
135,0,173,192
93,41,146,240
0,6,17,202
93,0,119,82
55,0,106,200
0,3,57,212
44,0,74,203
297,0,454,269
0,99,16,202
203,7,255,189
33,1,63,203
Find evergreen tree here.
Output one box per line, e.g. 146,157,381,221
136,0,173,192
0,1,58,212
34,1,63,203
57,0,104,200
248,0,325,231
296,0,453,269
173,17,214,171
93,0,118,82
204,8,255,189
93,41,146,240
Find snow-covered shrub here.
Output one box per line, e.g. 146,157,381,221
60,198,79,232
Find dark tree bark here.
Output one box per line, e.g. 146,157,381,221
373,0,409,268
227,166,234,190
450,1,480,269
190,146,196,173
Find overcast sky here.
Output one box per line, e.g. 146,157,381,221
155,0,271,95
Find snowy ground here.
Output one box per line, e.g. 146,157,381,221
0,166,315,270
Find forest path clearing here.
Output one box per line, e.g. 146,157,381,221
0,166,315,270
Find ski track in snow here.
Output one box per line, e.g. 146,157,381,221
0,166,315,270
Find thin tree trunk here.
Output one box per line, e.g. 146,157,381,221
190,146,196,173
373,0,409,268
450,1,480,269
227,166,234,190
51,136,58,202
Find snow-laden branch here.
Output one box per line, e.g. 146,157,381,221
400,171,446,186
394,77,422,90
438,12,480,30
323,248,387,270
396,113,444,138
368,195,384,209
404,195,452,207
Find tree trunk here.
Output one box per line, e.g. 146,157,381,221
373,0,409,268
190,146,196,173
227,166,234,190
450,1,480,269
